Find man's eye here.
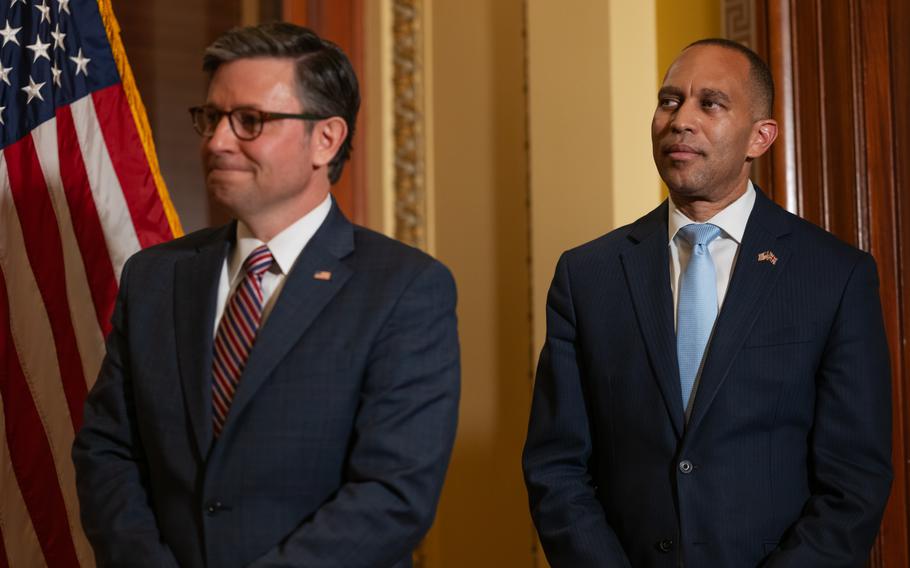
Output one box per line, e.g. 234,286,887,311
236,112,260,131
702,100,720,109
202,109,221,124
659,98,679,109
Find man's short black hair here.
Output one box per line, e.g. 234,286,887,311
203,22,360,185
686,38,774,119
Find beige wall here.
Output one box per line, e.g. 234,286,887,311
526,0,660,354
656,0,723,84
427,0,534,565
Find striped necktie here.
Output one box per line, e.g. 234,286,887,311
676,223,722,412
212,244,273,436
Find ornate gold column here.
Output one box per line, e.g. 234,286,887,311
392,0,429,251
392,5,435,566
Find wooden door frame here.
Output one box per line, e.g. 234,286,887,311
737,0,910,564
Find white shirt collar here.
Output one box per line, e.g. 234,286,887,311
227,194,333,285
668,180,756,244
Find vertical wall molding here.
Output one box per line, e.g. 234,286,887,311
392,0,427,251
391,9,432,567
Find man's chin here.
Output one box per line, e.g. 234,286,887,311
660,172,704,197
206,184,250,211
206,171,253,190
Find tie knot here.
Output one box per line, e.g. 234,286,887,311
677,223,722,247
244,245,273,278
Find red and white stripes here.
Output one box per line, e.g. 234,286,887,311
0,83,176,567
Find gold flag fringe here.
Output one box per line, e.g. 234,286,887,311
96,0,184,237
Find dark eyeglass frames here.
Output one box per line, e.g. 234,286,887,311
188,106,330,141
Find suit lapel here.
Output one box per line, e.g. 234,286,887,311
217,204,355,441
620,201,686,437
174,224,233,459
686,189,793,433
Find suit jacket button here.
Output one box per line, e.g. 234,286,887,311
205,501,222,515
657,539,674,553
678,459,694,474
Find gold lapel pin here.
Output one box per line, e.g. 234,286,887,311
313,270,332,281
757,251,778,265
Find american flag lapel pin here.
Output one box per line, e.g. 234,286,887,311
757,250,778,265
313,270,332,281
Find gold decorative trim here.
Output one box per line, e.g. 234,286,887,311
392,1,430,565
392,0,427,250
723,0,756,49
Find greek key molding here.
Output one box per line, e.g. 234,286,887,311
723,0,756,49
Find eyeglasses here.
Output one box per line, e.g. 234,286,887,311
188,106,330,141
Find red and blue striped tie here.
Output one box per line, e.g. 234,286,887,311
212,245,273,436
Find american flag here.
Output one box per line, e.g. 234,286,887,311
0,1,180,566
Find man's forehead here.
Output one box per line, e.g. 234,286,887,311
208,57,297,90
662,44,750,86
206,57,301,107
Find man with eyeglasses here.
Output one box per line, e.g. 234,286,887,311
73,22,460,568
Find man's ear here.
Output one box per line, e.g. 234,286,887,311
747,118,778,159
310,117,348,167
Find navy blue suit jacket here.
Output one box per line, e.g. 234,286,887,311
523,189,892,567
73,203,460,568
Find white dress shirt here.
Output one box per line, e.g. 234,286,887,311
668,180,756,329
213,194,332,336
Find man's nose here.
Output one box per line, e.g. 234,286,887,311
669,100,697,134
206,114,238,151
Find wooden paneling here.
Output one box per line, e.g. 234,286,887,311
855,2,904,566
891,0,910,563
111,3,157,109
754,0,910,564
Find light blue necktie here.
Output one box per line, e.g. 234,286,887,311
676,223,722,411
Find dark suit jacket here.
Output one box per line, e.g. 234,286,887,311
523,189,892,567
73,203,460,568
